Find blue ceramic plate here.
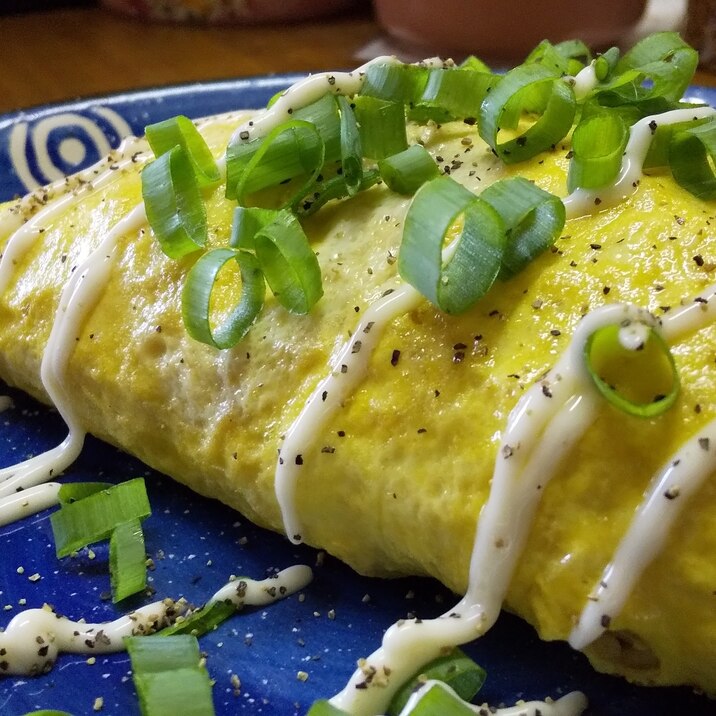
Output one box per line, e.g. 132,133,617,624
0,77,714,716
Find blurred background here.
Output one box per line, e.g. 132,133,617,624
0,0,709,114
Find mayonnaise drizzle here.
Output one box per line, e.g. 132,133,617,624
228,56,450,147
568,61,600,102
0,482,61,527
276,281,421,543
0,565,311,676
0,204,147,498
399,681,587,716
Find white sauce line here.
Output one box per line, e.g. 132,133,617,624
399,681,587,716
0,566,311,676
0,482,61,527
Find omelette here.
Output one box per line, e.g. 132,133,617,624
0,35,715,712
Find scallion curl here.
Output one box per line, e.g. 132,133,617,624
378,144,439,195
398,176,504,315
337,96,363,196
479,63,576,163
142,146,208,259
567,112,629,192
669,119,716,199
253,209,323,314
479,177,565,278
228,119,325,208
145,115,220,188
182,248,265,349
585,323,680,418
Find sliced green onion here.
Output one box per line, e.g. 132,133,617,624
567,112,629,192
479,63,576,163
157,600,236,638
360,62,429,105
294,169,381,216
459,55,491,72
51,478,151,558
400,683,476,715
125,635,215,716
595,32,698,106
226,93,341,202
615,31,697,102
306,701,348,716
585,324,680,418
182,248,265,349
594,47,620,82
524,40,576,77
142,147,208,259
669,119,716,199
110,518,147,602
418,67,495,120
399,176,504,314
229,119,325,208
145,115,220,188
58,482,112,504
378,144,439,195
479,176,565,278
20,712,73,716
253,209,323,313
642,115,713,171
554,39,593,65
387,648,486,716
229,206,278,250
337,96,363,195
353,96,408,160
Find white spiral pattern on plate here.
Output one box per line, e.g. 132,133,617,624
9,106,132,191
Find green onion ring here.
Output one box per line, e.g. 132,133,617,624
669,119,716,199
230,119,325,208
182,248,265,349
337,96,363,196
479,176,565,278
584,323,680,418
145,115,220,188
398,176,504,315
567,112,629,192
253,210,323,314
142,146,208,259
479,63,576,163
378,144,439,195
110,518,147,603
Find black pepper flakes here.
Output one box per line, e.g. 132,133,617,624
390,349,401,367
699,437,710,451
694,254,705,267
600,614,611,628
295,455,304,466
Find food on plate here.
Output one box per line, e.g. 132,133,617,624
1,31,716,714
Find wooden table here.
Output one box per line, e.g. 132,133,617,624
0,6,379,114
1,5,715,115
